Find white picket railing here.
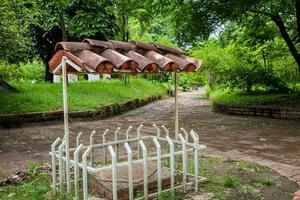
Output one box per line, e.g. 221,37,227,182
50,124,206,200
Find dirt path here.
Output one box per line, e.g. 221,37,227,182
0,88,299,174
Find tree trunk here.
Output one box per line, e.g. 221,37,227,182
271,14,300,77
59,11,67,41
296,0,300,40
0,76,19,93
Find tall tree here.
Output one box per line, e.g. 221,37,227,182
163,0,300,77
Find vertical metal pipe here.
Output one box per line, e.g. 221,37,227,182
58,140,66,193
62,56,71,193
153,124,160,137
152,137,162,196
178,134,187,193
114,127,120,161
139,140,148,200
166,136,175,194
90,130,96,166
180,127,189,143
162,125,169,137
174,71,179,140
74,144,83,200
137,124,143,159
76,132,82,148
108,145,118,200
102,129,109,165
82,146,93,200
51,137,61,194
124,143,133,200
126,126,133,140
190,131,199,192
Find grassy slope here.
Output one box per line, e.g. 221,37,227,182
0,78,167,114
208,88,300,106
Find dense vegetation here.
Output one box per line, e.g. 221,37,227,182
0,0,299,104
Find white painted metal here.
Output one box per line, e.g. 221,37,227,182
190,130,199,192
114,127,120,160
90,130,96,166
178,134,187,193
161,125,169,137
152,137,162,196
102,129,109,164
166,136,175,194
137,124,143,159
174,71,179,140
153,124,160,137
126,126,133,140
62,56,71,193
51,137,61,194
51,125,206,200
58,140,66,192
76,132,82,148
180,127,189,143
108,145,118,200
82,146,93,200
124,143,133,200
139,140,148,200
74,144,83,200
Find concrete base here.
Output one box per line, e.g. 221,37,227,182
89,162,182,200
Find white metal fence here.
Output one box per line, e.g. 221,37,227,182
50,124,206,200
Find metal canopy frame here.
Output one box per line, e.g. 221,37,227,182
59,55,182,195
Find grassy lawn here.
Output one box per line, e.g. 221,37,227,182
0,78,167,114
0,158,296,200
208,87,300,107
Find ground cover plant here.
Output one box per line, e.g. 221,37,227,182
0,78,167,114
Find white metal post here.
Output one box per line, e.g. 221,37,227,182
166,136,175,194
74,144,83,200
124,143,133,200
153,124,160,137
139,140,148,200
162,125,169,137
76,132,82,148
62,56,71,193
178,134,187,193
126,126,133,140
114,127,120,160
174,71,179,140
82,146,93,200
102,129,109,165
90,130,96,166
58,140,66,192
191,131,199,192
137,124,143,159
152,137,162,196
51,137,61,194
108,145,118,200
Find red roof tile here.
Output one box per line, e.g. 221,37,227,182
49,39,202,74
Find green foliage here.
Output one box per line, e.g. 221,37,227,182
0,59,45,82
222,174,240,188
0,78,167,114
259,178,274,186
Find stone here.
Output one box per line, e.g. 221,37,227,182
89,161,182,200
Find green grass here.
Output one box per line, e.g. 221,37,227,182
258,177,274,186
0,78,167,114
222,174,240,188
208,87,300,106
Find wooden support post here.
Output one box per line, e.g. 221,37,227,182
174,71,179,140
62,56,71,193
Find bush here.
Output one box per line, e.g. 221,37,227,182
0,59,45,82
